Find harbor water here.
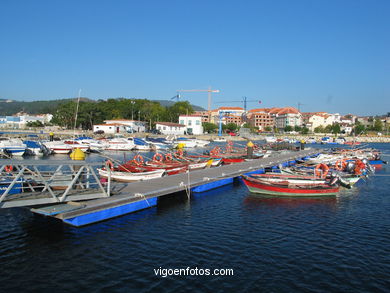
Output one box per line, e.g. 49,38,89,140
0,143,389,292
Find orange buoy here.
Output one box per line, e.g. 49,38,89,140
165,153,173,161
4,165,13,173
335,159,347,171
153,153,164,162
133,154,144,165
315,163,329,178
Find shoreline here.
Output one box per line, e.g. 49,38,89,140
1,128,390,143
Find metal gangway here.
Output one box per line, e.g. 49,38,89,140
0,160,114,208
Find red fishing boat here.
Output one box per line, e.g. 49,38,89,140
241,175,340,197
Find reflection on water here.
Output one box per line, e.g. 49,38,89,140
243,195,338,209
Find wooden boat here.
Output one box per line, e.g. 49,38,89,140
345,141,361,145
118,163,187,175
241,175,340,197
44,142,73,154
251,173,327,185
98,168,165,182
279,167,360,186
222,157,245,164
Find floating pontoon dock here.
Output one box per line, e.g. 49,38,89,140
1,149,318,226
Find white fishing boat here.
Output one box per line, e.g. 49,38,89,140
130,137,152,151
74,136,108,152
23,140,49,156
104,137,135,151
264,136,277,143
43,141,73,154
63,140,90,152
212,137,227,142
0,138,27,156
98,168,165,182
188,161,209,170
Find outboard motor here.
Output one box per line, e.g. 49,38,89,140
346,161,355,174
329,172,352,189
329,173,340,186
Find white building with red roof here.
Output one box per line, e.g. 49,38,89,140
93,123,128,134
103,119,147,133
155,122,186,135
273,107,302,129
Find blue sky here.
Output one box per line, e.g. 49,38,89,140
0,0,389,115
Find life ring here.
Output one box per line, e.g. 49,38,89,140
133,154,144,165
335,159,347,171
175,149,184,158
4,165,13,173
165,153,173,161
315,163,329,178
106,160,114,171
153,153,164,162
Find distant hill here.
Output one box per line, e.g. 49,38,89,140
0,98,205,115
0,98,96,116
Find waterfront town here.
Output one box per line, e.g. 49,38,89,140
0,103,389,137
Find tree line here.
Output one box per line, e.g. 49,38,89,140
51,98,194,130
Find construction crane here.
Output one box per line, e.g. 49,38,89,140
216,96,260,112
171,94,180,102
176,86,220,112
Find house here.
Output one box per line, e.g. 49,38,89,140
210,107,245,126
340,123,353,134
302,112,342,132
179,115,203,135
103,119,147,133
0,113,53,129
246,108,274,131
155,122,186,135
268,107,302,130
93,123,128,134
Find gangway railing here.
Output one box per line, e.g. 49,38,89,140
0,160,112,208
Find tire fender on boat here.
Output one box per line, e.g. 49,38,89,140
106,160,114,171
175,149,184,158
153,153,164,162
5,165,13,173
165,153,173,161
133,154,144,165
335,159,347,171
315,163,329,178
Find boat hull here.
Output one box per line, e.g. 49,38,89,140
242,176,339,197
98,168,165,182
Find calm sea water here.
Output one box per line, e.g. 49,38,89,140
0,143,389,292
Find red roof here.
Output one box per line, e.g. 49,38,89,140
218,107,244,111
248,108,270,113
179,115,202,117
94,123,126,126
156,122,186,127
104,119,146,123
